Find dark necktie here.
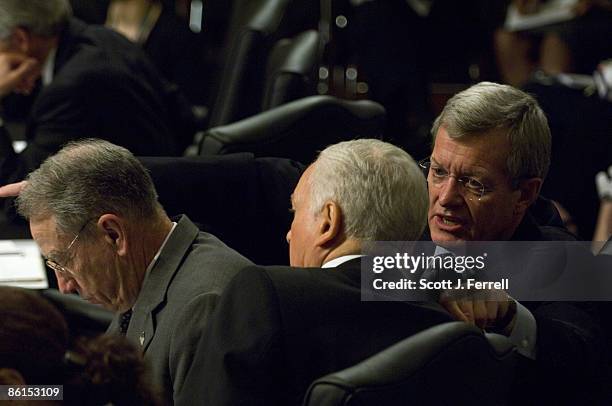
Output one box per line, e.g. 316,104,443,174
119,309,133,335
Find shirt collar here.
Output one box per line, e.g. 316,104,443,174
145,222,177,273
322,254,364,268
434,245,454,256
41,47,57,86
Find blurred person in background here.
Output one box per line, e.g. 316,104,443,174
0,0,195,192
0,286,163,405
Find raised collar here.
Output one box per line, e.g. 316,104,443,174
132,215,198,313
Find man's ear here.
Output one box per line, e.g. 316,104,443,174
11,28,31,54
514,178,543,215
97,214,128,256
0,368,26,385
315,201,342,247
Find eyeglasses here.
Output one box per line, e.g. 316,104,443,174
418,158,493,201
45,220,91,276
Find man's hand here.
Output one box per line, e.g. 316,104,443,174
439,287,517,334
0,53,40,98
0,181,27,198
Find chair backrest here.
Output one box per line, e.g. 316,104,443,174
200,95,385,164
261,30,320,111
41,289,113,337
139,154,303,265
208,0,292,127
303,322,518,406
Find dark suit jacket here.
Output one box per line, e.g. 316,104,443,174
423,198,605,404
507,211,606,404
0,18,193,187
176,259,453,405
107,215,253,404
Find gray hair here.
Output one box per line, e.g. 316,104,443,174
0,0,72,40
431,81,551,182
309,139,428,241
17,139,163,237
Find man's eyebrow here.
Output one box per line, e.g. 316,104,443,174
430,157,443,166
431,157,487,178
467,168,488,178
45,249,62,261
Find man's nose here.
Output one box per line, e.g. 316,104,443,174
56,271,77,294
437,177,464,207
286,229,292,244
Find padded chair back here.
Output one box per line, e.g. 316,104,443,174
303,322,518,406
200,95,385,164
262,30,320,111
209,0,292,127
41,289,113,337
139,154,303,265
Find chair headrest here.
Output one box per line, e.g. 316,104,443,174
303,322,518,406
201,95,386,164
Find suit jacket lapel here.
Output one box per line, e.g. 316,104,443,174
126,215,199,352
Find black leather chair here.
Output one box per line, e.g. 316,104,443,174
303,322,518,406
139,153,303,265
262,30,320,111
208,0,292,127
40,289,113,337
200,95,386,164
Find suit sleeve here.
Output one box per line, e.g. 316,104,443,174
0,122,21,184
176,266,287,406
528,302,606,403
0,80,88,184
0,123,29,217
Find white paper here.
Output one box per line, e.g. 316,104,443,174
505,0,578,31
0,240,19,253
0,240,48,289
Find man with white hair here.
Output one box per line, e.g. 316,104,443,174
177,139,453,405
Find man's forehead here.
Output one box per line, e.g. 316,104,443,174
29,216,60,254
432,127,510,172
293,164,315,202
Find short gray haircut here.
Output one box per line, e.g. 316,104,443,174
431,81,551,182
0,0,72,40
308,139,428,241
17,139,163,237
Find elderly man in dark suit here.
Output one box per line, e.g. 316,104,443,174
177,139,454,405
0,0,193,188
15,139,252,404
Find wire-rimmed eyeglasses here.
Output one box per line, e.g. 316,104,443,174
45,220,92,276
418,158,493,201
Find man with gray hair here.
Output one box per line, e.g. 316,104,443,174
176,139,453,405
0,0,192,192
421,81,575,349
422,81,602,402
16,139,252,403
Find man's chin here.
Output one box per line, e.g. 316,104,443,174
83,296,114,310
430,227,466,244
83,296,100,305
